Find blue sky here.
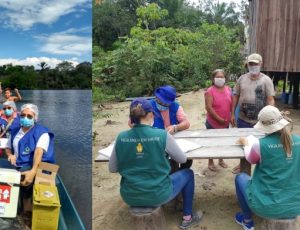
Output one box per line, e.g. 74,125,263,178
0,0,92,69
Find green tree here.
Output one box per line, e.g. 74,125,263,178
136,3,168,29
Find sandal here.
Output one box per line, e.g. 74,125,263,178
232,165,241,174
208,165,217,172
218,160,228,168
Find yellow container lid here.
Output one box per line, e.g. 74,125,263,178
33,183,61,207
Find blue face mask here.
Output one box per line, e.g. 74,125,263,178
20,117,34,127
4,109,13,116
156,102,169,111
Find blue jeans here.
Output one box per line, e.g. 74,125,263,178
162,169,194,216
237,118,254,128
235,173,252,219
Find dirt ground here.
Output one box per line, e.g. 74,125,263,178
92,90,300,230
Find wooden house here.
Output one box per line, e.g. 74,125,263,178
248,0,300,108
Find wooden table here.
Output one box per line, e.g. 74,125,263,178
173,128,264,174
96,128,264,175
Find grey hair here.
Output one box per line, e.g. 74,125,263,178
21,103,39,121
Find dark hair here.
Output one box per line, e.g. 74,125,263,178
130,103,148,124
4,88,11,92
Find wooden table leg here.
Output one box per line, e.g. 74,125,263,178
240,158,251,175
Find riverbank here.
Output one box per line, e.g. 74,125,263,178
92,90,300,229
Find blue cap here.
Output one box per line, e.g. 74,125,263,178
130,98,160,118
154,85,176,105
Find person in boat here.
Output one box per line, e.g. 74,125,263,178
204,69,232,171
234,105,300,230
5,103,55,213
0,101,21,138
109,98,202,229
4,87,22,102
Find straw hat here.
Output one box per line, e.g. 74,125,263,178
254,105,289,134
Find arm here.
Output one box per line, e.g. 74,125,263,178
165,133,186,163
14,89,22,101
21,147,44,186
5,135,16,166
205,92,226,125
5,148,17,166
166,106,190,134
238,136,261,164
231,94,239,127
21,133,50,186
266,96,275,106
108,142,118,172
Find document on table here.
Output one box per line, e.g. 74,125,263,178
97,139,201,161
175,139,201,153
97,142,115,160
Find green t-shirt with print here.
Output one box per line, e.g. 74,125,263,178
115,124,172,206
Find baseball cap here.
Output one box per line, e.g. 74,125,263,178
130,98,160,117
247,53,262,63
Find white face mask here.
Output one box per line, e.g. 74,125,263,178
214,78,226,87
248,66,260,75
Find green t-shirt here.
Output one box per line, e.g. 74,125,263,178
115,124,172,206
246,133,300,218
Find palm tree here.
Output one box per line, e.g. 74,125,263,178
205,2,240,27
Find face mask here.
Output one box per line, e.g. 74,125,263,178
156,102,169,111
4,109,13,116
248,66,260,75
214,78,226,87
20,117,34,127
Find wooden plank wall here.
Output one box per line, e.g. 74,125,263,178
249,0,300,72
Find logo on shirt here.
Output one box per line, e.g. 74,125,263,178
136,143,144,158
136,143,143,153
22,146,31,155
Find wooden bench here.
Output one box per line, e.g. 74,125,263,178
129,206,166,230
261,218,298,230
96,128,264,175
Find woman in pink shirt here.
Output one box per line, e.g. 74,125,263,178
205,69,232,171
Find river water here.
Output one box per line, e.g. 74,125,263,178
16,90,92,229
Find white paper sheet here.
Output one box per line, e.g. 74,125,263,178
0,138,8,149
96,138,201,161
97,142,115,160
175,139,201,153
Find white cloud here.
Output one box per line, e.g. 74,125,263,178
36,29,92,56
0,57,79,69
0,0,91,30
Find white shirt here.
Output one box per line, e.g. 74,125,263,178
7,128,50,159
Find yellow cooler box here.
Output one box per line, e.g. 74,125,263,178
32,183,61,230
0,168,20,218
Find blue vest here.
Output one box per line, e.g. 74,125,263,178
0,114,21,138
150,100,179,129
11,124,55,167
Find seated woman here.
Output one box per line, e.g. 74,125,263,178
5,103,55,215
0,101,21,138
151,85,192,171
109,98,202,229
235,105,300,230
